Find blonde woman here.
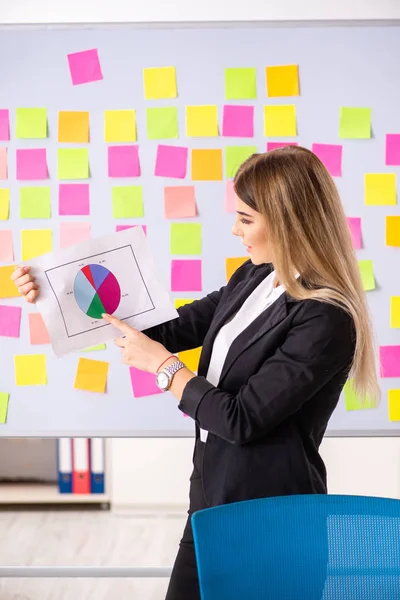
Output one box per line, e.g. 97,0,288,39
13,146,380,600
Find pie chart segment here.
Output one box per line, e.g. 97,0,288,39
97,273,121,314
90,263,109,289
74,269,98,314
74,264,121,320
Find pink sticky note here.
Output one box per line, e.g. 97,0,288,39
380,346,400,378
129,366,162,398
155,145,188,179
0,230,14,261
267,142,298,151
116,224,147,234
67,48,103,85
0,147,7,180
16,148,48,180
108,145,140,178
164,186,197,218
0,110,10,141
347,217,362,249
171,259,202,291
28,313,50,345
59,183,90,215
60,222,91,248
0,305,21,338
224,180,238,213
222,105,254,137
311,143,342,177
386,134,400,166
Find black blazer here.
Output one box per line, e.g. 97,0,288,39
144,260,356,507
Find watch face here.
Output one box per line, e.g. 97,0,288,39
156,372,169,390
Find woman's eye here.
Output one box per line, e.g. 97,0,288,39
240,218,252,225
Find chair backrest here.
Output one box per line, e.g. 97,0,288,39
192,494,400,600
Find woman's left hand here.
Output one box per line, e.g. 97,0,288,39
102,313,172,373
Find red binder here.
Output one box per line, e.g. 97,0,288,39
72,438,91,494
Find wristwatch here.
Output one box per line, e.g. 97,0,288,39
155,360,186,392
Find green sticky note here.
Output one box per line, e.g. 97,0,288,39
112,186,144,218
225,146,257,178
20,187,51,218
358,259,375,291
16,108,47,138
0,392,9,424
170,223,202,255
58,148,89,179
343,379,375,411
225,68,257,100
146,107,178,139
339,107,371,139
82,344,106,351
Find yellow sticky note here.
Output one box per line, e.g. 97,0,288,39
143,67,177,100
175,298,194,309
264,105,297,137
74,357,109,393
388,389,400,421
15,354,47,386
365,173,396,206
0,265,19,298
358,260,375,291
58,148,89,180
0,188,10,219
16,108,47,138
226,257,248,281
21,229,52,261
386,216,400,246
186,105,218,137
0,392,9,424
104,110,136,142
266,65,299,97
192,149,223,181
390,297,400,328
340,107,371,139
178,347,202,373
344,379,375,411
82,344,106,352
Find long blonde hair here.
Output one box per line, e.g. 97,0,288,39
234,146,380,405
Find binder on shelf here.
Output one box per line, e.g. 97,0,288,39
57,438,73,494
72,438,91,494
90,438,105,494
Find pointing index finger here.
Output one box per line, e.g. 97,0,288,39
102,313,132,334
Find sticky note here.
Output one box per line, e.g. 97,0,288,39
74,357,109,393
226,257,248,281
58,111,89,143
0,230,13,261
222,105,254,138
0,266,19,298
0,109,9,141
340,107,371,139
129,366,162,397
58,148,89,180
164,186,196,219
28,313,50,345
146,107,178,139
0,147,7,180
0,392,9,424
15,354,47,386
267,142,298,151
108,145,140,178
264,105,297,137
16,149,47,180
390,297,400,328
365,173,396,206
104,110,136,142
143,66,177,100
225,180,238,212
59,183,90,216
186,105,218,137
266,65,299,97
380,346,400,378
0,188,9,219
155,145,188,179
311,143,342,177
225,146,257,179
20,186,51,218
386,134,400,166
60,222,91,248
174,298,194,309
21,229,52,261
170,223,202,255
358,260,375,291
347,217,362,249
388,389,400,421
171,259,202,291
178,347,202,372
112,186,144,218
192,149,223,181
225,68,256,100
116,224,147,235
0,305,21,337
67,48,103,85
386,216,400,246
82,344,106,352
16,108,47,138
343,379,375,411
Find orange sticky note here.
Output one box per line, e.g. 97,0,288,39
164,186,197,219
58,111,89,143
74,357,109,393
178,346,202,372
28,313,50,345
226,257,248,281
192,149,223,181
266,64,299,97
386,216,400,246
0,265,19,298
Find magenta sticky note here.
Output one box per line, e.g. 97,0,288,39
171,259,202,291
67,48,103,85
59,183,90,215
0,305,22,338
116,224,147,235
60,222,91,248
16,149,48,180
380,345,400,378
347,217,362,249
129,366,162,398
222,105,254,137
0,109,10,141
155,145,188,179
267,142,298,151
0,230,14,261
311,143,342,177
386,134,400,166
108,145,140,178
225,180,238,213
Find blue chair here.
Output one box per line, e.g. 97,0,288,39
192,494,400,599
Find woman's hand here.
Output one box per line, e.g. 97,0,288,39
11,266,40,303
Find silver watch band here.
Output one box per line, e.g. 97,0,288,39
164,360,186,377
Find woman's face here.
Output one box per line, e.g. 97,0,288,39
232,197,273,265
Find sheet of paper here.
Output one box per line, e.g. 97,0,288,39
267,142,298,151
224,68,256,100
0,305,21,337
191,149,223,180
0,188,10,219
164,186,196,218
388,389,400,421
58,148,89,179
0,266,19,298
186,105,218,137
58,183,90,216
340,107,371,139
116,224,147,235
266,64,299,97
225,256,248,282
390,297,400,328
364,173,396,206
0,147,7,180
15,354,47,386
74,357,109,393
28,226,178,356
0,391,9,424
60,222,91,248
108,145,140,177
178,347,202,373
386,134,400,166
0,230,13,261
20,186,51,218
16,108,47,138
386,216,400,246
170,223,202,255
380,345,400,378
222,105,254,137
67,48,103,85
21,229,52,261
143,66,177,100
311,143,342,177
58,111,89,143
347,217,362,249
264,105,297,137
104,110,136,142
146,107,178,139
0,109,9,141
155,145,188,178
225,146,257,179
28,313,50,344
129,366,162,397
343,379,375,411
82,343,106,351
112,186,144,218
224,181,238,213
358,259,375,291
171,259,202,291
16,148,47,180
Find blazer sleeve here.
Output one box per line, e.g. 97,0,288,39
178,302,356,444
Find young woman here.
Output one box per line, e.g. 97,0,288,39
12,146,380,600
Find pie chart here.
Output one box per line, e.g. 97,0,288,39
74,264,121,319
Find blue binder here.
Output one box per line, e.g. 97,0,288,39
57,438,73,494
90,438,105,494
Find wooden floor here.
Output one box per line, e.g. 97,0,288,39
0,506,187,600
